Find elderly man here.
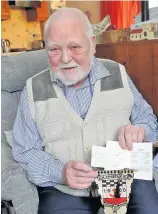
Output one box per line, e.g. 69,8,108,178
12,8,158,214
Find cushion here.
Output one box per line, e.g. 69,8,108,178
1,91,22,143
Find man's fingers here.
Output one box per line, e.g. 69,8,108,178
72,161,93,172
64,161,98,190
137,128,145,142
118,125,145,152
132,130,138,143
124,126,133,151
76,177,96,184
74,169,98,178
118,127,126,150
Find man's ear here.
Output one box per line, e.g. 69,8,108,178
91,35,96,54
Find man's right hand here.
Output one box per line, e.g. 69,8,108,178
63,161,98,190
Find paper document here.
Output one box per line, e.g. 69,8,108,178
91,141,153,180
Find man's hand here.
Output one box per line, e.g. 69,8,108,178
118,125,145,151
63,161,98,190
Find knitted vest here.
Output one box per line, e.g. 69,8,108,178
26,59,134,197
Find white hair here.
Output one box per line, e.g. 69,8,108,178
44,7,93,42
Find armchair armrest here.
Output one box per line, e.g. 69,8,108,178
1,142,39,214
153,167,158,193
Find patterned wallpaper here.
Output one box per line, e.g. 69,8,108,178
1,8,42,49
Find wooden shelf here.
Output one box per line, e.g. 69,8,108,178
97,39,158,47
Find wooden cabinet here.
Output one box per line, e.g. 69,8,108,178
1,1,10,20
152,42,158,116
96,40,158,116
27,1,49,22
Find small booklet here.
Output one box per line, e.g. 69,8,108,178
91,141,153,180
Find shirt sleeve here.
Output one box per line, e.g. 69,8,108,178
127,75,158,142
12,87,65,187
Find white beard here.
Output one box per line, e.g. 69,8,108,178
52,65,91,86
51,57,93,86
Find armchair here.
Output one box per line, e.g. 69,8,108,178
1,49,49,214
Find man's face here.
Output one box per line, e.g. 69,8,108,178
46,20,96,86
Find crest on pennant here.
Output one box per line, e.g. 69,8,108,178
95,169,134,214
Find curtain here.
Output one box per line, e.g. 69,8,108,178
100,1,141,29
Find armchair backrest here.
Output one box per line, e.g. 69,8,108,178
1,49,49,143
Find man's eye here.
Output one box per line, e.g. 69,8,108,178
51,48,59,51
72,46,80,49
49,48,61,55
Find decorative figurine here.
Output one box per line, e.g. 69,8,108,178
130,22,158,41
91,15,111,44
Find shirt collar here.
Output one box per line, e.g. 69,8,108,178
84,56,110,87
50,56,111,88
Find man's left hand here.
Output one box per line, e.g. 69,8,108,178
118,125,145,151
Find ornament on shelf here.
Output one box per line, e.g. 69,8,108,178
130,21,158,41
91,15,111,44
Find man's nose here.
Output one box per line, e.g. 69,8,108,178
61,49,72,64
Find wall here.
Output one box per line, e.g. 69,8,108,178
1,1,101,49
1,8,42,49
66,1,100,24
50,0,66,10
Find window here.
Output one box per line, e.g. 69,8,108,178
149,0,158,8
